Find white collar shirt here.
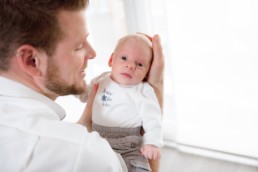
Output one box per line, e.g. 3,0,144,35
0,76,127,172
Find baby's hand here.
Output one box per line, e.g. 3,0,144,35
140,144,161,160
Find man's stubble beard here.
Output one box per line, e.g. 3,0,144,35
45,59,86,96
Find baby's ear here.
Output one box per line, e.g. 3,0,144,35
108,53,114,67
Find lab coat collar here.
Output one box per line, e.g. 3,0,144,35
0,76,66,120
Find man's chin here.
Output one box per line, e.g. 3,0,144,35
75,86,86,95
73,82,87,95
50,84,86,96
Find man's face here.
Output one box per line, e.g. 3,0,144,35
43,10,96,96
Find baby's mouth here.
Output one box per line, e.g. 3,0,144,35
121,73,132,78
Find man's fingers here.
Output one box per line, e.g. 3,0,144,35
85,83,98,115
87,83,99,106
77,83,98,128
147,34,164,85
152,34,164,69
136,32,153,41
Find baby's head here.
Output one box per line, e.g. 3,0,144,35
108,34,152,85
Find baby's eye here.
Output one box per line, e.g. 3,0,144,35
137,63,143,67
121,56,127,60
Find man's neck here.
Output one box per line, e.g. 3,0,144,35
0,72,58,101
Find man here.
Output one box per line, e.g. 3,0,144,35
0,0,164,171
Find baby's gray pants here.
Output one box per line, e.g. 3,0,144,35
92,123,151,172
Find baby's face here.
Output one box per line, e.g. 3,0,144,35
109,37,152,85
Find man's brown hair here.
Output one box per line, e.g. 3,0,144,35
0,0,89,71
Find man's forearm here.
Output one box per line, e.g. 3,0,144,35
149,159,160,172
152,79,164,110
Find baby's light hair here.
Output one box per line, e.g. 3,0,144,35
114,33,152,54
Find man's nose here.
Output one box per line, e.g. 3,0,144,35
84,42,96,60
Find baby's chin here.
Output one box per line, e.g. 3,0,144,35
115,79,140,86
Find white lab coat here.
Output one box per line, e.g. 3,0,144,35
0,76,127,172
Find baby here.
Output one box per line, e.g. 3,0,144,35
80,33,163,172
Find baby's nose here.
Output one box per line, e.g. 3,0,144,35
126,63,136,70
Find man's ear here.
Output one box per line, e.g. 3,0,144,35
108,53,114,67
15,45,42,77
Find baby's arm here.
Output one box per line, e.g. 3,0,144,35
140,144,161,160
140,33,164,172
140,82,163,172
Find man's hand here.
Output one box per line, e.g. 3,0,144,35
139,34,164,109
148,34,164,109
147,35,164,86
77,83,98,131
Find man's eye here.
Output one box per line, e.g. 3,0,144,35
121,56,127,60
75,43,84,51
